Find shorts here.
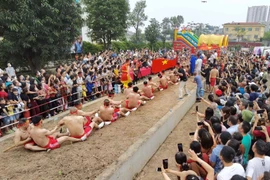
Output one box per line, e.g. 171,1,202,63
152,88,154,93
210,78,216,87
84,116,92,127
159,84,168,89
2,115,11,125
24,140,35,148
125,100,141,109
112,112,119,122
42,136,60,150
71,126,93,139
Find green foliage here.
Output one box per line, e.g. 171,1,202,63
83,42,103,54
0,0,82,72
170,15,184,29
263,31,270,41
145,18,161,48
128,0,148,43
161,17,173,46
84,0,129,49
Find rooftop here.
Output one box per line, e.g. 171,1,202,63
223,22,265,26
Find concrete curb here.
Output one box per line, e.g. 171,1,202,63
95,86,197,180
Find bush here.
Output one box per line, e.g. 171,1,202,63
83,41,103,54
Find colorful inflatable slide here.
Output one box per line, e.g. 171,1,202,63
173,29,198,51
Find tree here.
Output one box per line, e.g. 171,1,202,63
145,18,160,49
0,0,82,72
234,27,246,42
263,31,270,41
84,0,129,49
170,15,184,29
128,0,148,43
160,17,172,47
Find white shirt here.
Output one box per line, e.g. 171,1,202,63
246,156,270,180
195,58,202,72
217,163,245,180
77,76,83,92
227,124,239,135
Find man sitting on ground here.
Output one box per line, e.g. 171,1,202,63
29,116,81,151
141,81,155,99
168,70,179,85
148,76,159,92
124,82,133,96
58,115,101,141
158,73,168,91
13,118,47,151
126,86,145,110
69,107,104,128
99,99,130,123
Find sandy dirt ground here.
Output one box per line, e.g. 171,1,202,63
0,76,195,180
136,100,207,180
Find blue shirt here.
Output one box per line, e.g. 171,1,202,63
210,144,224,173
238,87,245,95
249,92,259,101
194,75,202,88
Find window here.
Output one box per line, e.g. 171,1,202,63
255,28,260,31
248,28,252,31
254,35,259,39
225,28,228,31
242,28,245,31
246,35,251,40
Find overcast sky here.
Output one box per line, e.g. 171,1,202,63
129,0,270,30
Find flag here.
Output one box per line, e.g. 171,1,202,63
151,58,177,74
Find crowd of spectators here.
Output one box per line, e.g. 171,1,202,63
160,52,270,180
0,49,181,136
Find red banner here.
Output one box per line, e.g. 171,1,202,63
151,58,177,74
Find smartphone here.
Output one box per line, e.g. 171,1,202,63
255,126,263,130
156,167,161,172
189,132,195,136
197,122,204,126
178,143,183,152
162,159,168,169
196,105,198,112
257,109,265,114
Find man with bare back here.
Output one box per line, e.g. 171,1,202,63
126,86,145,110
148,76,159,92
98,99,130,122
141,81,155,99
158,73,168,90
168,70,179,85
209,64,219,93
58,115,101,141
124,82,133,96
29,116,81,151
13,118,47,151
69,107,104,128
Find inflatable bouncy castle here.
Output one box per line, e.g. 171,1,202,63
173,28,198,51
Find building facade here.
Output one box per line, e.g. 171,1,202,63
223,22,265,42
246,6,270,31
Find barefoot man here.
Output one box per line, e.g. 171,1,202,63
13,118,47,151
168,70,179,85
124,82,133,96
58,115,101,141
158,73,168,91
99,99,130,123
141,81,155,99
126,86,145,111
148,76,159,92
29,116,81,151
69,107,104,128
209,64,219,93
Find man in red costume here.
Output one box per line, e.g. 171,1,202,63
121,59,132,88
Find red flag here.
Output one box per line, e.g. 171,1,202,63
151,58,177,74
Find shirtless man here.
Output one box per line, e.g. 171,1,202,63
148,76,159,92
124,82,133,96
141,81,155,99
168,70,179,85
29,116,81,151
209,64,219,93
58,115,100,141
13,118,47,151
99,99,130,122
69,107,104,128
158,73,168,91
126,86,145,110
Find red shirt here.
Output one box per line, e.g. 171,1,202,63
0,91,8,99
253,126,270,139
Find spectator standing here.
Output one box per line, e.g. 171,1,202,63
177,63,189,100
238,121,252,166
5,63,16,78
193,71,203,102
